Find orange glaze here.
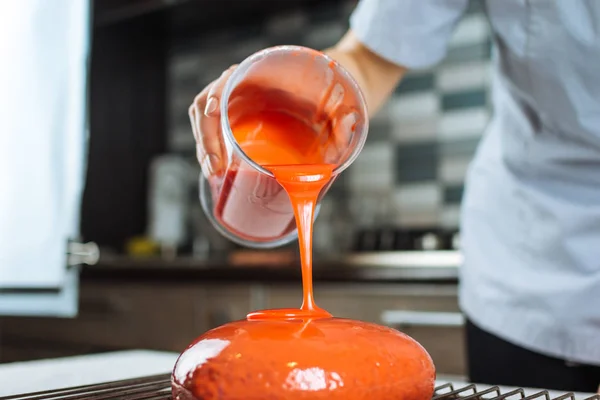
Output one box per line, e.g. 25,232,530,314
265,163,334,315
214,107,338,242
226,108,335,315
172,317,436,400
173,86,436,399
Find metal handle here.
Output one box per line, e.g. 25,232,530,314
67,241,100,267
381,310,465,328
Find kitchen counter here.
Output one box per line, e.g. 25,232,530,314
0,350,596,398
0,251,464,372
0,350,178,397
81,251,461,284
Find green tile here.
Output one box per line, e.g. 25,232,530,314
395,143,438,183
440,138,480,157
395,74,435,95
396,160,438,183
396,142,438,160
444,185,464,204
442,89,487,111
367,119,391,141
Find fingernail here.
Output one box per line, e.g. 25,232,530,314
201,153,221,176
189,113,199,142
204,97,218,117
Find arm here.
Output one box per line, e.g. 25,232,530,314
329,0,470,115
189,32,406,176
191,0,469,176
324,30,407,116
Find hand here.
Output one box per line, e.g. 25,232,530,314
188,57,364,174
189,65,237,179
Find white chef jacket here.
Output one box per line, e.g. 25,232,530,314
351,0,600,366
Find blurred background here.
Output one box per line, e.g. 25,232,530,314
0,0,492,378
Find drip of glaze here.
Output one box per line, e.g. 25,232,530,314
248,164,335,321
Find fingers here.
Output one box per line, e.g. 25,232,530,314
189,65,238,178
334,110,360,159
204,65,237,118
189,93,222,178
321,110,360,164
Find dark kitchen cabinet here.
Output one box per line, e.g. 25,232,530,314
0,280,465,376
82,11,168,251
0,281,203,361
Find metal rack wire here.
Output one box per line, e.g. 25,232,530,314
2,374,600,400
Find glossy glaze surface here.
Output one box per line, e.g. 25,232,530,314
172,316,435,400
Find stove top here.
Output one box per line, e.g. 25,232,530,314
1,374,599,400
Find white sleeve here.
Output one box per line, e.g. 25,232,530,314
350,0,469,69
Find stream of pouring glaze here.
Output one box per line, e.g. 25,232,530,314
172,87,436,400
226,108,336,319
246,166,334,320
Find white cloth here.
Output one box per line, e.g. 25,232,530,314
0,1,90,290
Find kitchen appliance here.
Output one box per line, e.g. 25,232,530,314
2,374,599,400
198,45,369,249
147,155,193,258
353,227,461,252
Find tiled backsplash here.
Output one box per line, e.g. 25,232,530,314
167,0,492,248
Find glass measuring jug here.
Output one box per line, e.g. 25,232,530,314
199,45,369,248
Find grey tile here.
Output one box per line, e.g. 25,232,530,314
441,205,461,228
395,74,435,95
442,89,487,111
440,138,480,157
265,10,308,45
171,76,203,94
443,185,464,204
302,22,346,49
444,42,492,64
395,143,438,184
229,39,269,62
